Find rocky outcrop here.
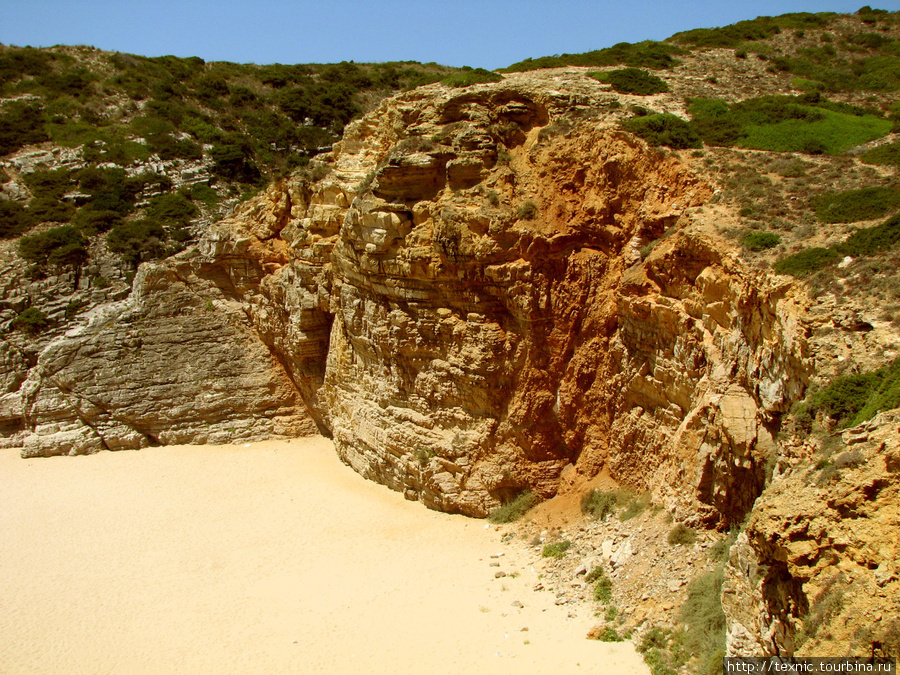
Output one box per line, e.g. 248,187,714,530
3,71,810,522
9,258,315,457
723,409,900,657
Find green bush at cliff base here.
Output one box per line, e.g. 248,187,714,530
581,489,620,519
541,540,572,559
487,490,538,524
837,214,900,256
106,219,169,268
0,201,33,239
667,523,697,546
679,566,727,675
594,576,613,603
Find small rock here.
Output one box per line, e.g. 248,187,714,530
495,571,507,578
512,600,524,609
489,561,500,567
491,553,505,559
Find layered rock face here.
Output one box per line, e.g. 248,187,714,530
6,259,315,457
723,410,900,657
4,72,809,522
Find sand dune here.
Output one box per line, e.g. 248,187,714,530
0,437,648,674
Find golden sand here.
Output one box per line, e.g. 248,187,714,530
0,437,648,674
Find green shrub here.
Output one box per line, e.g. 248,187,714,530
76,167,154,214
776,214,900,278
585,566,606,583
741,231,781,251
594,627,624,642
837,214,900,256
146,192,198,225
441,67,502,87
22,168,76,199
806,357,900,427
594,576,613,603
670,13,836,49
487,490,539,524
504,41,683,72
189,183,220,208
813,187,900,223
851,358,900,425
0,101,48,155
667,523,697,546
860,142,900,167
621,113,702,149
517,201,537,220
679,566,727,674
773,247,842,277
210,143,261,183
0,200,33,239
590,68,669,95
688,95,891,154
107,219,169,268
27,196,75,224
541,540,572,559
11,307,51,334
619,492,652,521
581,489,619,520
18,225,89,268
72,209,124,235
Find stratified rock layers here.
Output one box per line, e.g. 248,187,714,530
4,73,809,522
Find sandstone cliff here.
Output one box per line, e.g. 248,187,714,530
723,409,900,657
3,71,810,527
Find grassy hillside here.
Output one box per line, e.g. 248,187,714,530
0,45,463,276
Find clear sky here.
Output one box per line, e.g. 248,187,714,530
0,0,891,70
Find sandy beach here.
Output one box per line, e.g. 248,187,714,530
0,437,648,674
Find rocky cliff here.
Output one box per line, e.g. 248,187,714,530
2,71,810,527
723,409,900,657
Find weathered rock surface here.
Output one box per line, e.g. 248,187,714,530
3,71,809,523
8,259,315,457
723,409,900,657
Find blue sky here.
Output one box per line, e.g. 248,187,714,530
0,0,891,69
